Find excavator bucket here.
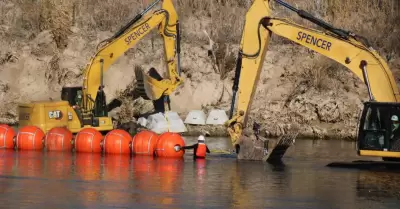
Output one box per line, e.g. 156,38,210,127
265,131,297,163
134,67,166,101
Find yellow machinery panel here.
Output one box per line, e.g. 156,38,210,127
18,101,70,133
17,101,113,134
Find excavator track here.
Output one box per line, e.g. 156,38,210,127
327,160,400,171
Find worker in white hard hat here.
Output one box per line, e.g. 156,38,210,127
174,131,211,159
392,115,399,128
391,115,400,140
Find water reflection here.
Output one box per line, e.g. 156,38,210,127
356,170,400,200
195,158,206,205
156,158,185,205
73,153,103,206
101,154,132,207
15,151,44,177
1,139,400,208
131,155,157,205
43,152,73,178
0,150,15,200
0,150,15,175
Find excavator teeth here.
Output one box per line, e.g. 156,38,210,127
266,132,297,163
134,67,150,100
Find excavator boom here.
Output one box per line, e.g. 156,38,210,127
82,0,182,115
227,0,400,160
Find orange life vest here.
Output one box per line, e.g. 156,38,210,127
196,143,207,158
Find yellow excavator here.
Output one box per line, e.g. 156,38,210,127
17,0,183,134
225,0,400,161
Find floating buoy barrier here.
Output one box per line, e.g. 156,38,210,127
131,130,159,156
74,128,103,153
43,127,73,152
9,125,198,160
155,132,185,158
15,125,45,150
102,129,131,154
0,124,16,149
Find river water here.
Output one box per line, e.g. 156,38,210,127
1,137,400,209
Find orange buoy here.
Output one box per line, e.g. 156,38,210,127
74,128,103,153
103,129,131,154
131,130,159,156
0,124,16,149
43,127,73,151
16,125,45,150
154,132,185,158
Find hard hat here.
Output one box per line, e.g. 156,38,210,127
392,115,399,121
198,135,205,143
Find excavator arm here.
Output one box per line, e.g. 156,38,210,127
226,0,400,151
81,0,183,118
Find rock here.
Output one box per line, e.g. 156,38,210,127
316,100,340,123
312,127,328,139
182,124,228,137
117,121,141,135
30,30,58,57
237,135,266,161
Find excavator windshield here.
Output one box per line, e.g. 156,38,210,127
358,102,400,155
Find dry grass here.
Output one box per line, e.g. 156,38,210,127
299,54,353,92
4,0,399,50
1,0,400,77
5,0,73,49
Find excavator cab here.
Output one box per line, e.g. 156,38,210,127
357,102,400,159
61,87,83,106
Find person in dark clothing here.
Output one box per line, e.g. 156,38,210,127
390,115,400,150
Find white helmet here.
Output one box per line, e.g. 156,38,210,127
392,115,399,121
198,135,205,143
